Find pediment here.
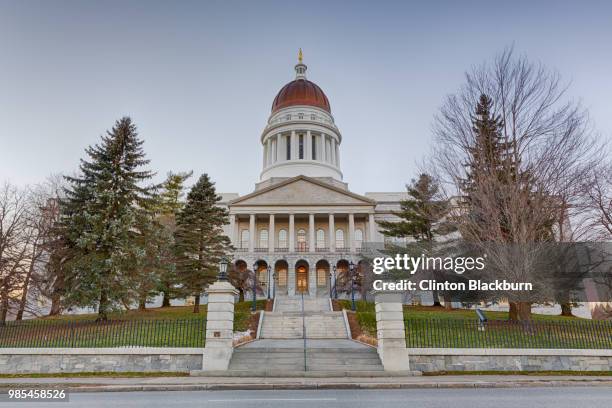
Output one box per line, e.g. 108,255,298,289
230,176,375,207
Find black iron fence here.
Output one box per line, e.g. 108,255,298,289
0,319,206,348
405,318,612,349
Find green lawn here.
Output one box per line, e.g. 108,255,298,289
0,301,265,348
335,300,611,349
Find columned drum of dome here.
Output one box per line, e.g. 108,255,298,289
260,53,343,181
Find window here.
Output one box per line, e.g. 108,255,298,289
316,229,325,248
355,229,363,249
285,114,291,121
299,135,304,159
278,229,287,248
286,136,291,160
259,229,268,248
240,230,250,249
335,229,345,249
277,267,287,286
312,137,316,160
317,267,327,286
311,114,316,120
297,229,307,251
298,113,304,119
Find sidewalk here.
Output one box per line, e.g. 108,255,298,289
0,375,610,392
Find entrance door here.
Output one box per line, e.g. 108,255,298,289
296,265,308,293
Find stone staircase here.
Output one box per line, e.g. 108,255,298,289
227,341,385,374
259,295,348,339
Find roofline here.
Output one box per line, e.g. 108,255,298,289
229,175,377,206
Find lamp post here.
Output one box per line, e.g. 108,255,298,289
252,262,258,312
266,265,272,299
218,256,229,281
331,265,337,299
349,261,356,311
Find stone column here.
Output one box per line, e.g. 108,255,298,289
201,280,238,371
248,214,255,252
335,142,340,167
289,213,295,252
328,213,335,252
369,213,376,243
320,133,326,163
262,142,267,167
291,130,297,160
308,213,315,252
306,130,312,160
373,291,411,371
349,213,356,253
330,138,336,165
267,138,272,165
228,214,236,246
268,214,275,253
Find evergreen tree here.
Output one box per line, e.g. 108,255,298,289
377,174,453,241
377,174,455,307
174,174,230,313
156,171,192,307
59,117,155,320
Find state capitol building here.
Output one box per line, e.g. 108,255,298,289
218,52,406,298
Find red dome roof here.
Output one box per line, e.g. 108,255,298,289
271,79,331,114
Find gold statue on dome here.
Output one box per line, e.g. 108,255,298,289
298,48,303,63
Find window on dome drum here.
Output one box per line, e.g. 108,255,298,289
355,229,363,249
278,229,287,248
286,136,291,160
298,113,304,119
312,137,316,160
335,229,345,249
240,230,250,249
297,229,307,251
311,114,316,120
259,229,268,248
316,228,325,248
299,135,304,159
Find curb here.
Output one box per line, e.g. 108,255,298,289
1,379,611,393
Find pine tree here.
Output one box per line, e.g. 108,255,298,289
59,117,155,320
377,174,456,307
156,171,192,307
174,174,230,313
377,174,453,241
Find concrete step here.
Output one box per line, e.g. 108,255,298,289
228,346,385,373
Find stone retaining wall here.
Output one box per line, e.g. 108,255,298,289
408,348,612,372
0,348,203,374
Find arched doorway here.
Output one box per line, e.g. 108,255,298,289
315,260,330,296
275,260,289,296
254,260,269,297
335,259,350,295
295,260,309,294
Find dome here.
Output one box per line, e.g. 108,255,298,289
271,79,331,114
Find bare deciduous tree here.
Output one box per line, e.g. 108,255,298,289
433,48,602,320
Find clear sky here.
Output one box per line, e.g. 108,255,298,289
1,0,611,195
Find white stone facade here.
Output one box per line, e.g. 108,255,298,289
217,57,406,299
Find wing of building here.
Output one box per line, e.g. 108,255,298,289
218,54,406,298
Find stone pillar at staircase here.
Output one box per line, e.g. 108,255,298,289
373,290,411,371
202,280,238,371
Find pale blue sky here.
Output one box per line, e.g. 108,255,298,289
1,0,611,194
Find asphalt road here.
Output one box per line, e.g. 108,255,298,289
7,387,612,408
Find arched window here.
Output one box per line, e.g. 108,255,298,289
297,229,307,251
355,229,363,249
278,229,287,249
316,229,325,249
240,230,250,249
335,229,345,249
259,229,268,248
